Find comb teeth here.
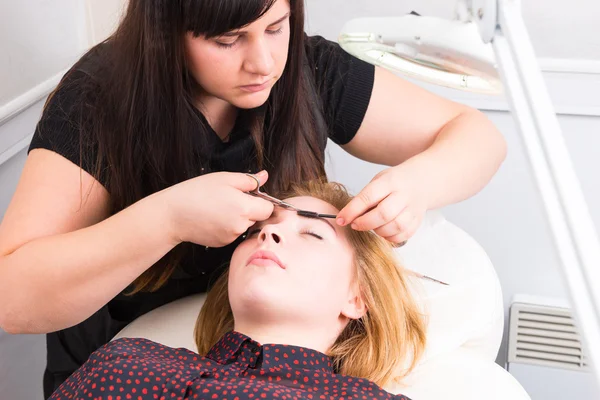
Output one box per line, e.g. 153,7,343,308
296,210,321,219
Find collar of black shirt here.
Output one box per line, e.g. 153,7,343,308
206,331,334,373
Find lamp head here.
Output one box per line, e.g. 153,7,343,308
338,13,502,94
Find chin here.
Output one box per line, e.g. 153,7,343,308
231,91,272,110
233,285,290,317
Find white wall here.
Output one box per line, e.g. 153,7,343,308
1,1,599,399
304,0,600,60
85,0,127,45
0,1,122,399
0,0,86,107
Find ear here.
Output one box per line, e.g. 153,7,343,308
341,283,367,320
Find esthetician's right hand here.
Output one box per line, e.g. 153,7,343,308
160,170,274,247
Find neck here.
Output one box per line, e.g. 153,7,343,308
233,320,342,354
195,93,238,141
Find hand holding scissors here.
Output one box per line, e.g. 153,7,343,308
162,171,273,247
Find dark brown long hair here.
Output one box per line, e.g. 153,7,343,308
61,0,328,293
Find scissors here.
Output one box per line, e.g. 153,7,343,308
245,173,337,219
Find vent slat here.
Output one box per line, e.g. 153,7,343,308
514,355,584,370
519,308,573,322
518,312,573,325
517,320,577,333
516,349,583,364
516,327,580,341
509,301,587,371
516,335,580,348
516,341,582,356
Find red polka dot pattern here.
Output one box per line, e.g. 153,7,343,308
49,331,411,400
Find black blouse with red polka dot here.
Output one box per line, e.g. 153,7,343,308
49,331,411,400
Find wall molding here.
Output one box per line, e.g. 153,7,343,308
0,70,68,167
538,58,600,74
0,69,67,126
411,58,600,118
0,134,33,167
0,0,96,167
1,58,599,167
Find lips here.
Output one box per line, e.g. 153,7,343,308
239,78,272,92
246,250,286,269
245,80,269,86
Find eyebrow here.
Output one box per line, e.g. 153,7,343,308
264,207,338,236
221,12,291,37
297,213,338,236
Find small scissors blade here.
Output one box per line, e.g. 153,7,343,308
244,173,338,219
248,190,299,210
245,173,300,210
415,272,449,286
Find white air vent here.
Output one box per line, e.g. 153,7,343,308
508,300,587,371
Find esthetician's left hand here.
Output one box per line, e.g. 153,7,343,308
336,165,428,245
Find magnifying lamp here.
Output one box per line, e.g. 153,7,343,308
339,0,600,384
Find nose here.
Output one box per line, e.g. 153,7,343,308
258,225,282,244
243,37,274,77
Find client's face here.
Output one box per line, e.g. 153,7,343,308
229,196,360,331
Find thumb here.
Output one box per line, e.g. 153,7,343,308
230,170,269,192
337,180,386,226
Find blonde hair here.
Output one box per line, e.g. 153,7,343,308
195,181,426,387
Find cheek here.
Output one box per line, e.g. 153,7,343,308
187,46,236,86
228,244,250,286
275,37,290,73
295,245,354,287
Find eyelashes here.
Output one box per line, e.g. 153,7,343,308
304,231,324,240
245,228,323,240
216,27,284,49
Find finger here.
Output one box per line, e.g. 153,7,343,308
242,194,275,222
383,218,419,245
337,179,390,226
229,170,269,192
384,233,410,246
373,209,415,238
243,195,275,222
350,192,407,231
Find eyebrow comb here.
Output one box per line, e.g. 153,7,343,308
296,210,338,219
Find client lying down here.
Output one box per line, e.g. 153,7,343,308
50,181,426,400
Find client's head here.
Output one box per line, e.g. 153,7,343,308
195,181,426,386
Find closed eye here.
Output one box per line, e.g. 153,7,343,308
215,27,284,49
267,27,283,36
215,38,239,49
301,230,323,240
244,228,323,240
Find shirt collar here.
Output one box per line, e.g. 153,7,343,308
206,331,334,373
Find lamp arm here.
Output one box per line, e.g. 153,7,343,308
458,0,498,43
492,0,600,377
